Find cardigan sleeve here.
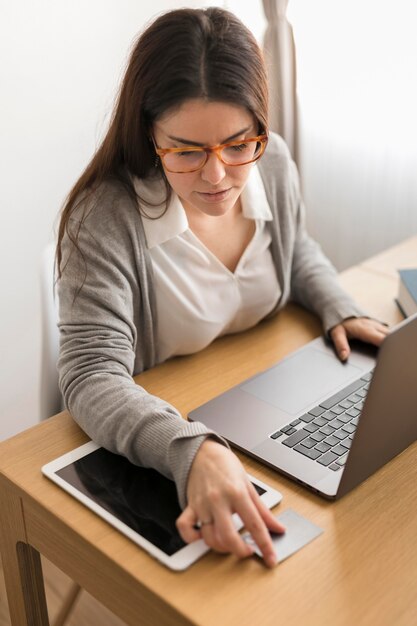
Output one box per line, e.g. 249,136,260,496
259,133,368,333
57,185,227,509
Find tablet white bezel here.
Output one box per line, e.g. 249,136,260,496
42,441,282,571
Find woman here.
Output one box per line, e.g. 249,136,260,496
57,7,388,568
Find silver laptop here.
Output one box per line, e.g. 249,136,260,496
189,313,417,499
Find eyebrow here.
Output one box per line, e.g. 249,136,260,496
166,126,253,146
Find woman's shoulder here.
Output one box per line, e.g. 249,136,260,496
258,132,297,185
69,178,139,229
257,132,301,220
261,131,293,167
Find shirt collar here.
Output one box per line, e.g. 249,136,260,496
134,164,272,249
240,164,273,221
133,176,188,249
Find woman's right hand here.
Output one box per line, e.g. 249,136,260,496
176,439,285,568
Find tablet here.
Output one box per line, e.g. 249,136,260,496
42,441,282,571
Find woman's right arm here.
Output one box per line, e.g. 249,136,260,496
58,185,284,565
57,184,223,509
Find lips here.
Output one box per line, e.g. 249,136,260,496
196,188,231,203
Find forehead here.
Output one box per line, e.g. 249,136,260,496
154,99,256,142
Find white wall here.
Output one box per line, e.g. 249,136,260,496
0,0,226,441
0,0,266,442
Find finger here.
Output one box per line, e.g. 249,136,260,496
362,322,390,344
370,320,390,334
178,506,240,555
330,325,350,361
176,506,204,543
248,483,285,534
363,327,389,346
344,319,390,346
201,515,254,558
234,497,278,568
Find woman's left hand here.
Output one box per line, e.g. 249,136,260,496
329,317,390,361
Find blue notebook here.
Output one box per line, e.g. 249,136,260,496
397,269,417,317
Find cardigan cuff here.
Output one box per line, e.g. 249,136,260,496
167,423,230,510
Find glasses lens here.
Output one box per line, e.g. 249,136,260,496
163,149,206,173
221,140,263,165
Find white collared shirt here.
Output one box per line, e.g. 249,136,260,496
134,166,280,363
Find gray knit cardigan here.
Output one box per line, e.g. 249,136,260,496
58,133,365,507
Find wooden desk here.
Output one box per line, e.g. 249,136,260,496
1,236,416,626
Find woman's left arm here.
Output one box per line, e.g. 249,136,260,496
262,135,390,359
286,161,390,357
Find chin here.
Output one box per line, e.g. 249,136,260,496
191,191,241,217
197,202,234,217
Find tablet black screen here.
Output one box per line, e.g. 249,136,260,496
55,447,265,556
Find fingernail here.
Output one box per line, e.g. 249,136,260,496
340,349,348,361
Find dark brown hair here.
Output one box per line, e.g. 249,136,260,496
57,7,269,275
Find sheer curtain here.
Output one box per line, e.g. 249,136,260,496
262,0,298,164
263,0,417,270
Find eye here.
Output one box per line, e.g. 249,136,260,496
230,143,248,152
177,150,200,157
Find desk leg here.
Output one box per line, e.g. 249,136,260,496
0,488,50,626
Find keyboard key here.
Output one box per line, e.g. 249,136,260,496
319,424,336,436
319,379,364,410
356,401,365,410
357,388,368,398
342,423,356,434
281,425,295,434
293,444,322,460
307,406,326,417
282,428,310,448
310,431,326,442
299,413,315,423
290,418,301,426
333,429,349,441
329,463,342,471
337,414,351,424
340,438,353,450
330,405,345,415
301,437,317,449
328,418,344,429
315,441,332,453
324,435,339,447
361,371,374,382
332,444,348,455
346,407,360,418
313,417,327,427
339,399,354,409
336,453,349,466
304,422,320,433
347,393,362,403
322,410,337,421
270,431,282,439
351,417,359,426
286,427,297,435
317,451,339,466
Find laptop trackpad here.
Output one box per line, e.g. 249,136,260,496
240,347,362,416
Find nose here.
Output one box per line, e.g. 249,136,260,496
200,152,226,185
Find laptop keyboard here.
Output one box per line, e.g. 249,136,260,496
269,370,374,471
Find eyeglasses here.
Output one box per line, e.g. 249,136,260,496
153,133,268,173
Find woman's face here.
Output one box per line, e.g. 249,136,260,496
152,99,258,218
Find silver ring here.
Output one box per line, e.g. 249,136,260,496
193,519,214,531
